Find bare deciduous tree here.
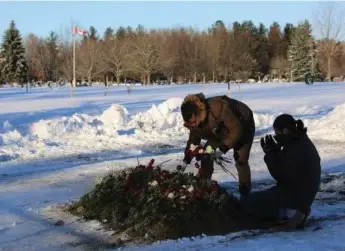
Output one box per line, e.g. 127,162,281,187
102,36,130,84
25,34,42,81
59,41,73,82
58,25,73,83
187,30,209,83
17,18,345,85
314,2,345,79
159,29,178,83
270,55,287,79
226,31,257,81
155,30,177,82
128,30,171,85
77,39,103,83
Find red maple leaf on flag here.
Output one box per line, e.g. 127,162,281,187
73,26,87,36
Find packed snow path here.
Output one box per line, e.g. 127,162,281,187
0,82,345,251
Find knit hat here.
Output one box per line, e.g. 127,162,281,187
273,114,296,131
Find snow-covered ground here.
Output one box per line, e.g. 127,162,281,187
0,82,345,251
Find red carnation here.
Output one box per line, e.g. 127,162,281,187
147,159,155,170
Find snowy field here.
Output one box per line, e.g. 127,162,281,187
0,82,345,251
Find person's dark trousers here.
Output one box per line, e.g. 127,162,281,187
240,185,285,221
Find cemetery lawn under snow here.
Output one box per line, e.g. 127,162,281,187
0,82,345,251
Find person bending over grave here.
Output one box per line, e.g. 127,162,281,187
180,93,255,197
241,114,321,229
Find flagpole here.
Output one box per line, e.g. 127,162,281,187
72,24,76,96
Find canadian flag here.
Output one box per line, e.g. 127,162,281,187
73,26,87,36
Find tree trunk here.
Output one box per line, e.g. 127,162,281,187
193,72,197,83
116,73,120,84
212,70,215,82
88,75,91,85
203,74,206,84
327,56,332,80
147,74,151,85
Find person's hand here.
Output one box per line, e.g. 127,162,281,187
177,161,188,172
260,134,280,153
183,149,192,164
183,144,201,164
205,145,223,158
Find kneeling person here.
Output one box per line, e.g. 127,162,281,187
241,114,321,229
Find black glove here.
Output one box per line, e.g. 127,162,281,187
260,134,280,153
183,155,192,165
183,146,192,164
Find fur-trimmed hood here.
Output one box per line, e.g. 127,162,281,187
181,93,208,125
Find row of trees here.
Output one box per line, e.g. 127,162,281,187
1,3,345,85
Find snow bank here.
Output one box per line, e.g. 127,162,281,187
129,97,185,131
99,104,129,127
0,98,187,160
307,103,345,142
1,99,344,162
29,114,108,140
295,105,324,116
3,120,13,131
29,104,131,141
253,112,276,130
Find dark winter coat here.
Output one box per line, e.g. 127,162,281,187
264,132,321,214
182,94,255,160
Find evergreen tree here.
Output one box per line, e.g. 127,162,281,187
89,26,98,40
116,26,126,39
268,22,282,61
252,22,269,77
0,66,3,85
0,20,28,84
286,20,320,81
104,27,114,40
82,26,98,43
46,31,60,81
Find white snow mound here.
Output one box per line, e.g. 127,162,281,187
29,114,107,140
129,97,185,131
3,120,13,131
307,103,345,142
295,105,323,116
253,112,276,130
99,104,129,127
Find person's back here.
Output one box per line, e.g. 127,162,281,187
269,129,321,215
180,93,255,196
243,114,321,229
